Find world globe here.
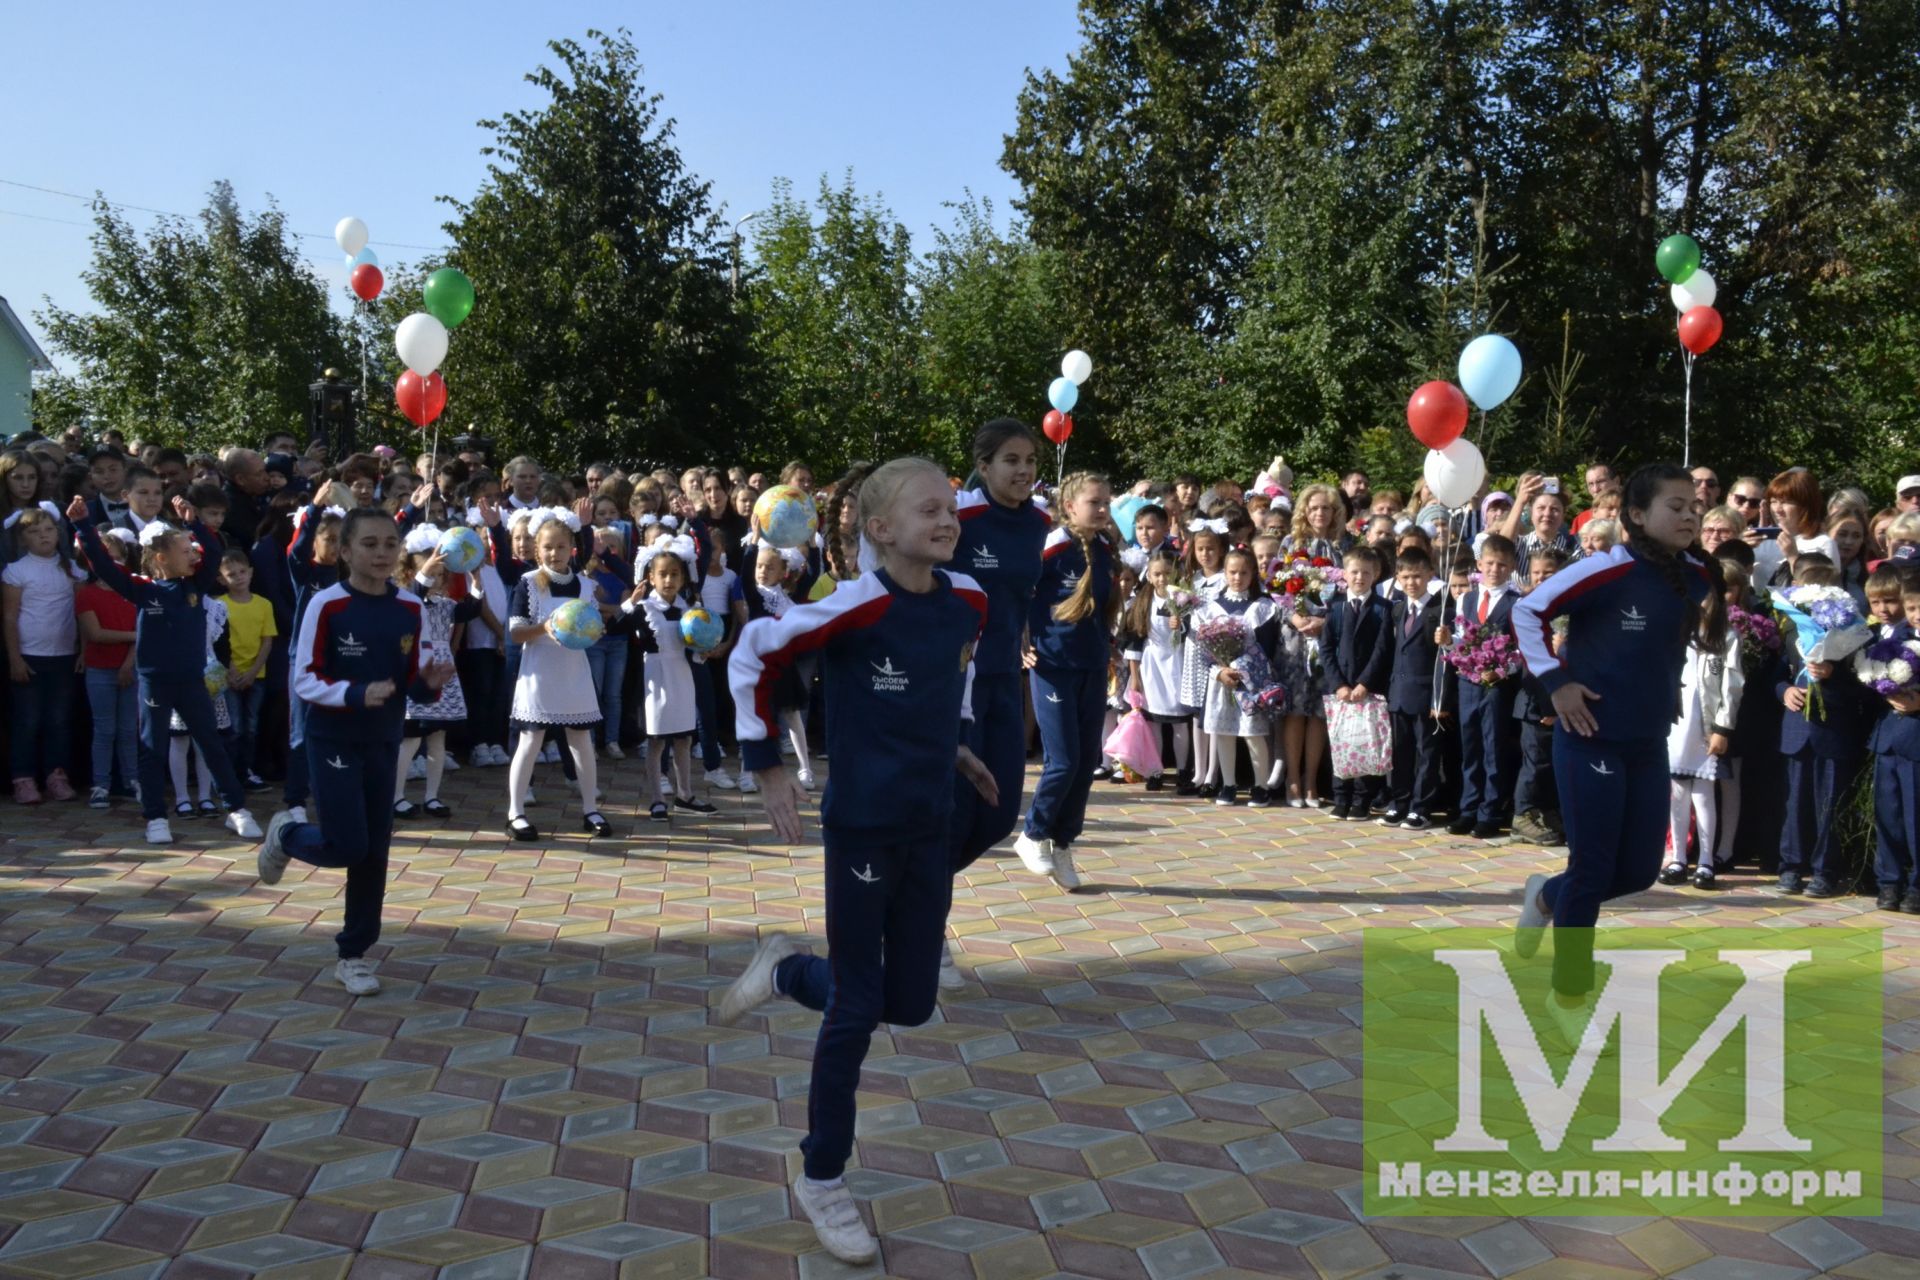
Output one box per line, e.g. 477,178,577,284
437,525,487,574
680,606,724,653
752,484,818,550
548,598,605,651
204,659,229,699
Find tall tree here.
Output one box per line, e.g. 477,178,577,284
438,29,750,470
37,182,343,447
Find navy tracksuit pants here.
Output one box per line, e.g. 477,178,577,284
1026,665,1104,845
283,732,399,959
1780,751,1858,882
774,827,949,1180
1539,733,1668,996
138,674,244,821
1458,682,1518,826
950,672,1027,872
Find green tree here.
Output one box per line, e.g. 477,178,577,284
436,29,751,470
742,175,925,475
37,181,344,447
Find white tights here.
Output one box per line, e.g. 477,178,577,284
1192,717,1214,785
1668,776,1717,868
1714,761,1742,866
782,710,809,762
1163,721,1191,775
509,726,598,821
396,731,447,803
661,735,694,799
169,738,211,805
1212,733,1272,790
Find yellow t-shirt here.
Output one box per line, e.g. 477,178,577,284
220,593,279,673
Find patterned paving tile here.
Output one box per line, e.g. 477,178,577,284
1,757,1915,1277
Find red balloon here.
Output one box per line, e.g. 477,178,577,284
1678,305,1723,355
1042,410,1073,444
1406,380,1469,449
350,263,384,302
396,370,447,428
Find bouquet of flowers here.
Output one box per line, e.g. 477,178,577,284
1770,586,1872,665
1190,615,1249,667
1854,632,1920,696
1442,621,1522,687
1158,584,1199,627
1267,554,1345,615
1727,604,1783,674
1191,614,1284,717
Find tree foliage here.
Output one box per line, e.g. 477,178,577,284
37,182,343,446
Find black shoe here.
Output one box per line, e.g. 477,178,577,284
1214,786,1239,807
649,801,669,823
581,811,613,838
1805,877,1838,899
1657,862,1689,886
1330,804,1350,820
1146,774,1165,792
1091,766,1113,782
1249,786,1271,807
1448,818,1475,836
1878,885,1903,911
506,816,538,842
1690,865,1718,890
1376,811,1404,828
1777,871,1805,895
1174,779,1197,797
1400,814,1431,832
394,800,420,819
1903,888,1920,914
422,799,451,819
674,794,718,814
1196,782,1219,800
1471,823,1502,840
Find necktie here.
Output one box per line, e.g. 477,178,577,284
1405,605,1419,638
1478,591,1490,624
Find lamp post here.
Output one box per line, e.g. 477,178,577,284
731,211,762,295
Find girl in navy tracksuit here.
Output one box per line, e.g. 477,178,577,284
1016,472,1117,891
949,420,1051,878
1511,465,1710,1003
720,457,992,1266
256,508,450,997
66,496,259,846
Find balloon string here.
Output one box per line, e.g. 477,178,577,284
1682,348,1695,468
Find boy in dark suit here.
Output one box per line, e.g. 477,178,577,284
1777,562,1872,897
1512,547,1570,846
1442,533,1521,839
1322,545,1393,819
1381,548,1449,830
1868,564,1920,912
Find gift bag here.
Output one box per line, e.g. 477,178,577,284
1102,708,1163,780
1323,693,1391,778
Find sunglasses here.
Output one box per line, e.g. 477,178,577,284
1730,494,1763,507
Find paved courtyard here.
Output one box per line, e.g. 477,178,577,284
1,757,1916,1280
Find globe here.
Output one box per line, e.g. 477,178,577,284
680,606,724,653
203,659,228,699
752,484,819,550
548,598,605,651
438,525,486,574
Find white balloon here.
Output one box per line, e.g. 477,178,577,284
1061,349,1093,386
394,313,449,377
1670,269,1716,313
335,216,369,257
1423,439,1487,509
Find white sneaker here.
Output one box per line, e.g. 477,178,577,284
470,749,491,769
792,1173,877,1264
796,768,816,791
544,743,561,764
1515,873,1551,959
738,773,759,794
335,957,380,996
1051,843,1083,892
145,818,173,845
288,805,308,824
658,773,672,796
258,811,295,885
605,742,626,760
1540,986,1615,1058
705,767,738,791
937,941,966,991
408,756,428,780
225,809,262,840
444,755,460,772
1014,832,1056,877
719,933,798,1024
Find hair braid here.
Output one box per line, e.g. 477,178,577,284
1621,463,1701,647
821,462,874,581
1050,472,1116,626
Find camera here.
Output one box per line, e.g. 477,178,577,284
1542,477,1560,495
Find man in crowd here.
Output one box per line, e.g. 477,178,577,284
1571,462,1618,532
1690,465,1722,511
504,456,543,511
221,447,271,545
1897,475,1920,515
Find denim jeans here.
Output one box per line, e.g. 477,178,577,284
226,682,268,780
85,666,139,792
13,655,77,783
584,634,629,748
691,658,722,770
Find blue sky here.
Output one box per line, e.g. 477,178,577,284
1,1,1083,365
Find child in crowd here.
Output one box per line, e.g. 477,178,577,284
1177,522,1229,793
584,525,634,759
167,580,231,818
394,528,478,818
1511,548,1568,845
1868,564,1920,913
1125,547,1192,792
1321,544,1391,818
1775,561,1870,897
4,506,82,803
693,538,739,789
1659,557,1741,888
1097,555,1145,781
457,487,510,768
1447,533,1521,838
112,466,165,537
1194,546,1279,806
729,544,811,796
1382,547,1447,830
283,490,345,822
630,533,714,821
75,528,141,806
217,547,276,789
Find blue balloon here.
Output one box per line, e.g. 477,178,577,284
1111,494,1144,544
345,246,380,272
1457,334,1522,411
1047,376,1079,414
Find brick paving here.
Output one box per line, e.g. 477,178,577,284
1,754,1916,1279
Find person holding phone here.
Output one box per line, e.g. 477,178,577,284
1751,468,1838,590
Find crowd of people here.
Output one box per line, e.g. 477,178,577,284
4,417,1916,1262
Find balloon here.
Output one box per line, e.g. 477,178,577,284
1656,233,1701,284
1110,493,1144,544
349,263,384,303
345,246,379,272
1047,376,1079,414
1061,349,1093,386
394,313,449,377
1457,334,1522,411
1670,268,1716,313
1042,410,1073,444
1678,305,1724,355
423,268,476,329
1406,381,1469,449
395,370,447,428
1423,438,1486,509
335,217,368,257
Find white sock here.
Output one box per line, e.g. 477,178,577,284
169,738,190,806
424,734,447,801
507,731,539,820
1213,733,1237,788
395,739,420,803
568,729,599,811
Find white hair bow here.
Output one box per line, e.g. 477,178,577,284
660,515,680,530
527,506,581,536
636,513,660,528
404,524,443,555
138,521,174,548
1120,546,1149,573
1189,517,1230,535
2,500,60,530
635,533,697,577
103,527,139,548
780,547,808,574
322,505,347,521
466,505,485,527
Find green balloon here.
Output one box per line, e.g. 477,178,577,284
1655,234,1701,284
424,268,475,329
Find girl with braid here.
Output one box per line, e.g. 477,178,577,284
1511,465,1709,1041
1015,471,1117,891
